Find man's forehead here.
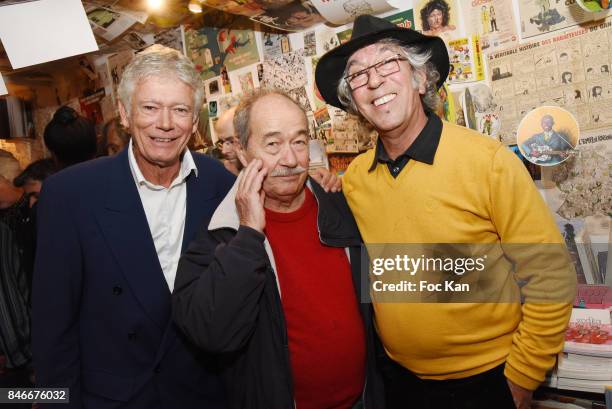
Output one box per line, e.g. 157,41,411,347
347,43,399,66
134,75,194,97
252,93,305,117
249,98,308,140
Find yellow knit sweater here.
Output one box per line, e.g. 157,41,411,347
343,121,575,390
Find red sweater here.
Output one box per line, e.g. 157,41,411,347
264,189,366,409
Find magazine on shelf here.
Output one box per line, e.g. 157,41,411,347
557,377,610,394
563,308,612,357
557,353,612,381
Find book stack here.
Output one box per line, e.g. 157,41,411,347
555,308,612,394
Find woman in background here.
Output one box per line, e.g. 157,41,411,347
97,117,130,156
44,106,97,169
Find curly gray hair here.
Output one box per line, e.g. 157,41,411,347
337,38,440,116
118,44,204,121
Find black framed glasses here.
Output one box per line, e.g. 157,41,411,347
345,54,408,90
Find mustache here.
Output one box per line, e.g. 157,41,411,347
269,166,307,177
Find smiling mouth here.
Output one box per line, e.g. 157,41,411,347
150,136,178,143
373,93,397,107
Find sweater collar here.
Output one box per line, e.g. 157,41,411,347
368,111,442,172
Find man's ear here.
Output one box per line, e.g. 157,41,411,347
118,101,130,129
417,71,427,95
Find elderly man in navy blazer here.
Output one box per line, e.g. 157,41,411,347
32,45,233,409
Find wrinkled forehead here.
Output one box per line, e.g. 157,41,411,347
134,73,195,98
347,42,401,69
248,95,308,138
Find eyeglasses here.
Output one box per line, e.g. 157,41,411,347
345,54,408,90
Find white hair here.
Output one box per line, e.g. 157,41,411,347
117,45,204,120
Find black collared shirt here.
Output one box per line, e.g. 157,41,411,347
368,112,443,178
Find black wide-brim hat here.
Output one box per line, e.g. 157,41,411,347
315,14,450,109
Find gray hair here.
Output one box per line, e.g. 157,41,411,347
234,88,305,147
337,38,441,115
117,44,204,120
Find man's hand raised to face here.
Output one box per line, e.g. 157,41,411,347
235,158,269,233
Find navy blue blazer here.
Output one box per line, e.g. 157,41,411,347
32,149,234,409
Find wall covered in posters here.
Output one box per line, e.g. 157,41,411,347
178,0,610,289
1,0,608,285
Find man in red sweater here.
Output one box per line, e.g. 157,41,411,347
173,89,385,409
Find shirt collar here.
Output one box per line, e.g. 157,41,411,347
368,111,442,172
128,139,198,189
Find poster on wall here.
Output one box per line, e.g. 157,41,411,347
329,107,360,153
94,60,111,91
85,2,138,42
202,0,326,31
101,2,148,25
447,36,485,83
316,28,340,55
238,71,256,93
517,0,592,40
461,83,501,140
249,1,326,32
154,26,185,54
185,24,260,81
337,28,353,44
303,31,317,56
542,128,611,219
261,50,307,91
487,21,612,144
516,106,579,167
309,0,395,25
576,0,612,12
328,152,358,175
287,86,314,112
229,64,261,94
107,49,134,101
309,139,329,171
123,31,154,51
459,0,517,53
204,76,223,100
384,8,415,29
414,0,461,40
79,88,106,125
262,32,292,60
201,0,397,31
200,0,264,17
335,9,414,45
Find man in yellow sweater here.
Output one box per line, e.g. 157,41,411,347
315,15,576,409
